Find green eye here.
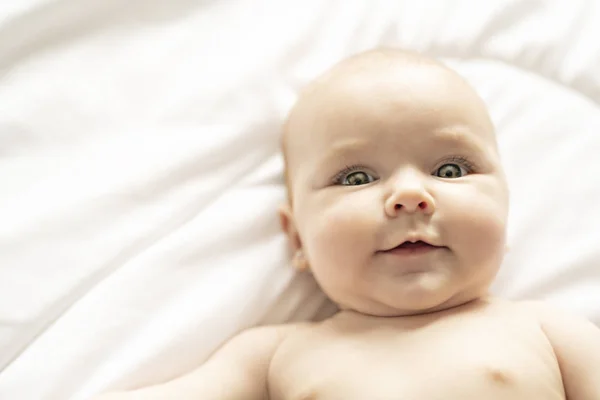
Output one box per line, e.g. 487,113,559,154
436,163,464,178
343,171,374,186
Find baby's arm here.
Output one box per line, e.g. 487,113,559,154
95,324,294,400
533,303,600,399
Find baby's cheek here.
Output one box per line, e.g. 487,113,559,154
305,203,376,268
446,195,507,263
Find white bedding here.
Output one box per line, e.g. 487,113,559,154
1,1,599,398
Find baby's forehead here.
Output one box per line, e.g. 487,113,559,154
287,62,491,143
295,54,443,112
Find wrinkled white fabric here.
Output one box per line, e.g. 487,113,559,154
0,0,599,398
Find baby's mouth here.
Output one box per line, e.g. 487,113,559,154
382,240,444,255
395,240,433,249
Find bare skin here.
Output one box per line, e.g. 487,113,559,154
269,299,566,399
95,49,600,400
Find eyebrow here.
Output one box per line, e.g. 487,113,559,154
316,138,373,168
429,127,489,153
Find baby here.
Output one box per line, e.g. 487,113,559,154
98,49,600,399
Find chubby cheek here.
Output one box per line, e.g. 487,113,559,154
297,192,379,285
441,182,508,277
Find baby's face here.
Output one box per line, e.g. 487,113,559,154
280,55,509,317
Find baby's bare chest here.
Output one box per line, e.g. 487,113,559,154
268,313,565,400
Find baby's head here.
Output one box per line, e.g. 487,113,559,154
279,49,509,317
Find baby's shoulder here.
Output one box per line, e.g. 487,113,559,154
490,298,599,340
233,321,315,348
514,299,598,334
203,322,316,373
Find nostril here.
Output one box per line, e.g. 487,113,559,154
418,202,427,209
395,204,402,210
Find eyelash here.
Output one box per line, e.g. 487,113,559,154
332,164,372,185
331,156,477,185
439,156,476,174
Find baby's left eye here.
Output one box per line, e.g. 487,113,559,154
435,163,466,178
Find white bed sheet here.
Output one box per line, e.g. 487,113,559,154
1,0,599,399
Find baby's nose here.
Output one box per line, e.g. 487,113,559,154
384,178,435,217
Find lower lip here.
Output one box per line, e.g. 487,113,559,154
382,243,443,256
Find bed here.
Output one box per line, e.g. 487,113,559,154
1,0,599,398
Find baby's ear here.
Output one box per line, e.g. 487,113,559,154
278,203,310,271
277,203,302,252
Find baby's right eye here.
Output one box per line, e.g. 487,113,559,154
343,171,374,186
333,165,377,186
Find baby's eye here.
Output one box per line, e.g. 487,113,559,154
435,163,466,178
332,164,377,186
343,171,375,186
333,167,376,186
